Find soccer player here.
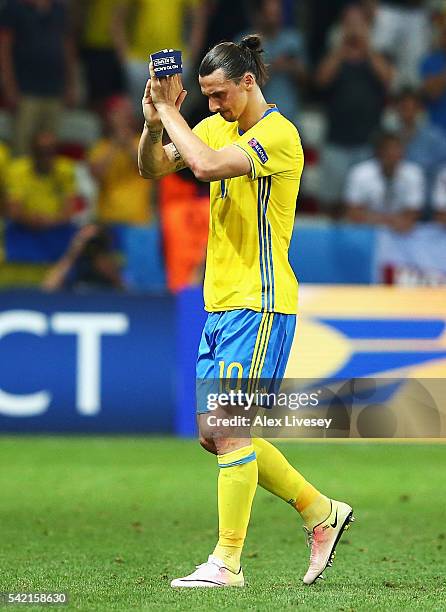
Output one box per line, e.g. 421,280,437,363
138,35,354,587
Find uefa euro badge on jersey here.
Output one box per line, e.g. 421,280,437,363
248,138,268,163
150,49,183,77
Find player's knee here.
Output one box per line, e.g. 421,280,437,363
199,435,217,455
212,436,244,455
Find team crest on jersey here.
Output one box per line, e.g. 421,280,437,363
248,138,268,163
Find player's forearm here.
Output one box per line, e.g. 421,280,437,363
156,105,217,181
138,123,169,179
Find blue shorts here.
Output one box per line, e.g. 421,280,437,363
196,309,296,413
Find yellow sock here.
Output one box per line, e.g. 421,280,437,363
300,495,332,530
213,444,258,573
252,438,330,528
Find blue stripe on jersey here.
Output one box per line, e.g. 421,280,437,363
218,451,257,468
220,179,226,198
257,176,275,311
260,178,270,310
257,178,267,310
262,107,280,118
238,108,279,136
264,176,275,310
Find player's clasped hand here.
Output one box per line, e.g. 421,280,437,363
148,62,186,110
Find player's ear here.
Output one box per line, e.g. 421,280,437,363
243,73,256,90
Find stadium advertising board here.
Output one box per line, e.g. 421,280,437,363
0,291,175,433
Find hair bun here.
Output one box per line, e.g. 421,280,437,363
239,34,264,54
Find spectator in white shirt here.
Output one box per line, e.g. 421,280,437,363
431,166,446,225
345,131,425,232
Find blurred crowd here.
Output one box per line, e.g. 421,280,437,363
0,0,446,292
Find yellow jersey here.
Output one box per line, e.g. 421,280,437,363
89,137,152,225
5,156,75,219
193,106,303,315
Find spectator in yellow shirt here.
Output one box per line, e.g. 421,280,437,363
4,131,77,230
89,96,152,225
112,0,205,114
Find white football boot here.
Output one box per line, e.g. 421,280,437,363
171,555,244,588
302,499,355,585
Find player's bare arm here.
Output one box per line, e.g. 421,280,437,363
138,77,188,179
148,64,251,182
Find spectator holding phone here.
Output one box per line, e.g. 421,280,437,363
316,5,394,214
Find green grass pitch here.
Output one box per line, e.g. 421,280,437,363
1,437,445,611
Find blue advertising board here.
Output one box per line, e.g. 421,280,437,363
0,291,175,433
175,288,207,438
